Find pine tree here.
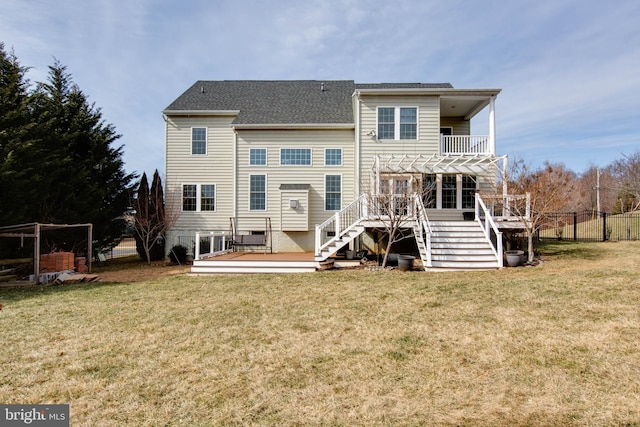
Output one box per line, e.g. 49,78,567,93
0,47,136,255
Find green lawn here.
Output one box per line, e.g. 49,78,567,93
1,242,639,426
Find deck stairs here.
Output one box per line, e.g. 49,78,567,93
315,193,503,271
316,225,366,261
429,220,501,270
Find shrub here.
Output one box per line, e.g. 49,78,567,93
168,244,188,265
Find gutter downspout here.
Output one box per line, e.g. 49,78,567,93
354,91,361,197
232,127,238,219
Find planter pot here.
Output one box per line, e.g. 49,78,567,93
505,250,524,267
397,255,415,271
345,250,354,260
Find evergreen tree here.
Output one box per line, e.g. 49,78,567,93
0,46,136,254
0,43,37,226
134,171,166,263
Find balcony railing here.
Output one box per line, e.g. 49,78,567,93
441,135,491,155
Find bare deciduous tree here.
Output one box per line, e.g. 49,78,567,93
132,170,180,264
612,150,640,213
507,160,579,263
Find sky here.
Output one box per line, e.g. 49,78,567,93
2,0,639,178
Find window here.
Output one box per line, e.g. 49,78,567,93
191,127,207,155
378,107,395,139
250,148,267,166
250,175,266,210
200,184,215,211
182,184,197,211
325,175,341,211
442,174,457,209
325,148,342,166
422,174,437,209
377,107,417,140
461,175,476,209
280,148,311,165
182,184,215,211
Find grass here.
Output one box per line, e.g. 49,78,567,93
1,242,640,426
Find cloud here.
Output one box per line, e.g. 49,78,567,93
2,0,639,176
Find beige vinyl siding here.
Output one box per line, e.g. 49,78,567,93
165,115,236,233
440,117,471,135
236,129,355,243
358,95,440,171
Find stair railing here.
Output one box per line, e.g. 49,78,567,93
413,195,433,267
315,194,367,256
475,194,504,267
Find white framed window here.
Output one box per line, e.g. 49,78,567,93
280,148,312,165
191,127,207,155
182,184,215,211
249,148,267,166
325,148,342,166
377,107,418,140
325,175,342,211
249,174,266,210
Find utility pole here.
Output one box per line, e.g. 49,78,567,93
595,167,601,213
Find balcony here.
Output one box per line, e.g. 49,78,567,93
441,135,493,155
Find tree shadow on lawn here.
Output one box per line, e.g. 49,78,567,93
539,241,608,261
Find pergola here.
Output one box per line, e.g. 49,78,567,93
0,222,93,284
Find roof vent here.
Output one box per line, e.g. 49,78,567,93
200,86,205,94
321,82,325,92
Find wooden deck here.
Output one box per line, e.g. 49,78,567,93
191,252,325,274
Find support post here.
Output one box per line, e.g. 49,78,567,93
489,96,496,155
87,224,93,273
33,223,40,285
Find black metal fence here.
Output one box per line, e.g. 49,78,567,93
537,211,640,242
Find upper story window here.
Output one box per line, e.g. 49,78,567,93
325,148,342,166
280,148,311,165
377,107,418,140
250,148,267,166
182,184,215,211
191,127,207,155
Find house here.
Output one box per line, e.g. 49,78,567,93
163,80,523,272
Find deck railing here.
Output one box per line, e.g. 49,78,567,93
441,135,491,155
475,194,503,267
480,193,531,219
315,195,367,256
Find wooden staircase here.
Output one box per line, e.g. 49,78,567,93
429,220,501,270
316,225,366,261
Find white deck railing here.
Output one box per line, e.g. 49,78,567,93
480,193,531,219
475,194,503,267
413,195,433,267
315,194,367,256
441,135,491,155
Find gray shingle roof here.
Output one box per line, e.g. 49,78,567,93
164,80,456,125
164,80,355,125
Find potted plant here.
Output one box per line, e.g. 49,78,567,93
505,250,524,267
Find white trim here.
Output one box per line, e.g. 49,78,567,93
324,148,343,166
248,174,267,211
181,183,216,212
191,126,207,156
376,106,419,141
279,147,313,166
249,147,268,166
324,173,342,211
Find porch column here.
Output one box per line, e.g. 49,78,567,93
489,96,496,155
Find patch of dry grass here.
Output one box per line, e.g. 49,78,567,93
1,242,640,426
